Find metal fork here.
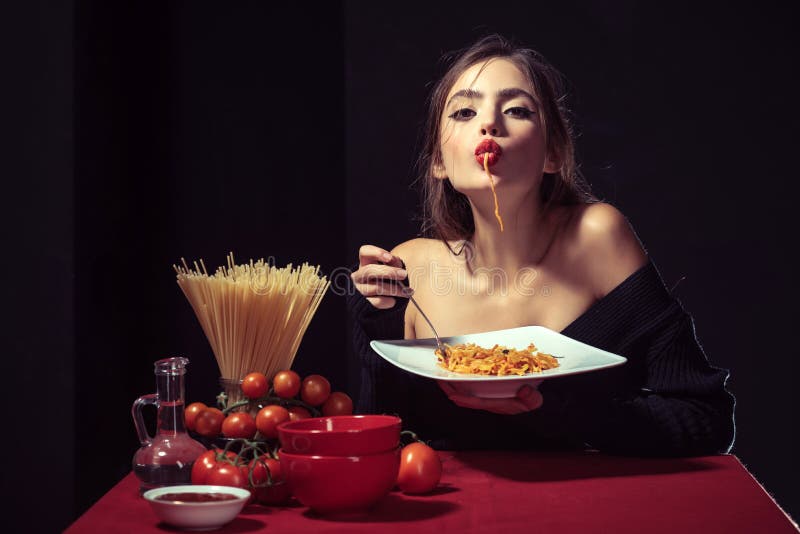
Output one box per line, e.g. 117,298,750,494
398,282,447,355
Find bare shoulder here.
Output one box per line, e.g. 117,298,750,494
561,202,649,299
390,238,443,267
389,238,441,340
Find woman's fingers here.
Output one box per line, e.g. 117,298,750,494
438,382,543,415
516,386,544,410
354,281,410,298
358,245,405,269
354,245,410,309
351,263,408,284
357,279,410,309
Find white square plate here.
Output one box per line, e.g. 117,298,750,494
370,325,626,398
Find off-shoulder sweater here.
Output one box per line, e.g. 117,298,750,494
346,260,735,456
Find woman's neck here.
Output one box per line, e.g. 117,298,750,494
465,189,553,273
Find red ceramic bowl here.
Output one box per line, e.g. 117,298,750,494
277,415,401,456
280,448,400,514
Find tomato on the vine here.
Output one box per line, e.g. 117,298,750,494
272,370,301,399
184,402,207,432
243,457,280,486
300,375,331,406
191,449,237,485
207,462,249,490
255,405,290,439
322,391,353,416
241,372,268,399
194,407,224,438
287,406,311,421
397,442,441,494
250,457,291,505
222,412,257,439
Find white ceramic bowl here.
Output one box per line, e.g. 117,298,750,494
142,484,250,530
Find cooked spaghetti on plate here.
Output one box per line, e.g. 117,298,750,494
435,342,559,376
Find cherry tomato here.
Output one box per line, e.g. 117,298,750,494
244,458,267,486
287,406,311,421
240,458,269,504
300,375,331,406
322,391,353,416
194,407,224,438
241,372,268,399
207,462,249,490
255,405,290,439
184,402,207,432
191,449,236,485
244,457,281,486
272,370,301,399
252,457,291,505
397,442,442,494
222,412,257,439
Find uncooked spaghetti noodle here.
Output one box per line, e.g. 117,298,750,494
435,342,559,376
174,253,330,381
484,152,504,232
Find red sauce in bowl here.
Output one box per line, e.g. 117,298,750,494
155,492,239,503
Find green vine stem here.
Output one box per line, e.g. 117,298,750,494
212,438,282,488
216,391,228,411
247,455,276,487
400,429,424,446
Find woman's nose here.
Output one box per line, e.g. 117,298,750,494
480,113,500,136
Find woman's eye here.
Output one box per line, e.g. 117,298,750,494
448,108,476,120
504,107,535,119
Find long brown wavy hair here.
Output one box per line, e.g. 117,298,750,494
418,35,596,245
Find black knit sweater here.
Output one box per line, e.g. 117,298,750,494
346,260,735,456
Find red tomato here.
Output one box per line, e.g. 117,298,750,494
252,458,291,505
207,462,249,490
184,402,207,432
397,442,442,494
241,372,268,399
272,370,301,399
194,407,224,438
255,405,290,439
322,391,353,416
191,450,218,485
240,458,268,504
244,457,282,485
221,412,257,439
300,375,331,406
287,406,311,421
191,449,236,485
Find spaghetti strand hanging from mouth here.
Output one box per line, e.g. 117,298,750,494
484,152,504,232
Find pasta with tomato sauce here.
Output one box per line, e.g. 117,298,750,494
435,342,559,376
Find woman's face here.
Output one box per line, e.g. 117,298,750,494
438,58,555,196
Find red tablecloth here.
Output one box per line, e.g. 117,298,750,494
66,451,797,534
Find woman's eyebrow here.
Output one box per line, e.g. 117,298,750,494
447,87,536,106
496,87,536,102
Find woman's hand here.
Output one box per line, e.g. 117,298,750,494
351,245,410,309
438,382,543,415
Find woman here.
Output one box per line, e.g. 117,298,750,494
348,35,734,455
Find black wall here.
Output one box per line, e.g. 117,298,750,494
2,3,74,533
4,2,797,532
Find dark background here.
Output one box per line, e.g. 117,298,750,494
3,2,797,532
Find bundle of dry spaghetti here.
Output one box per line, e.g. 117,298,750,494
174,253,330,381
435,342,559,376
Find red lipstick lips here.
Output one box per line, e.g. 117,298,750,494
474,139,502,166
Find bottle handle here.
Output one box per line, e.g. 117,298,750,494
132,393,158,446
